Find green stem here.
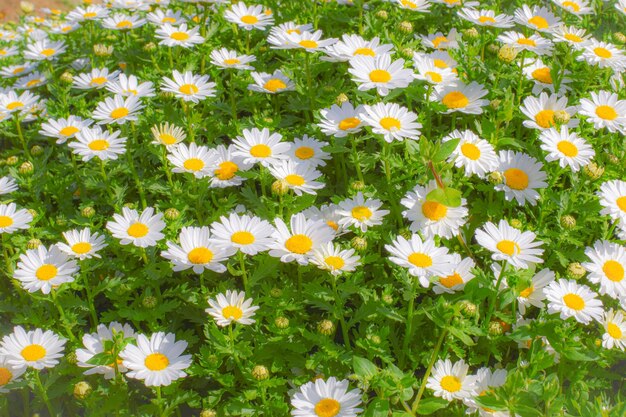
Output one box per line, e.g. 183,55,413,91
304,52,313,121
14,114,30,159
126,139,147,209
155,386,165,417
161,146,174,188
411,328,448,414
238,251,249,293
484,261,507,328
228,325,244,372
383,141,392,184
351,138,364,183
82,266,99,329
51,289,76,342
229,71,238,123
331,275,350,349
401,278,418,366
34,371,55,417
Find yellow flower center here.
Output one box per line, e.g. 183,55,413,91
442,91,469,109
556,140,578,157
594,47,612,59
71,242,92,254
285,234,313,254
439,272,463,288
59,126,79,137
338,117,361,131
36,264,58,281
21,344,46,361
408,252,432,268
231,231,255,245
240,15,258,24
496,239,521,256
84,12,97,18
369,69,391,83
127,222,149,238
504,167,529,190
144,353,169,371
314,398,341,417
351,206,372,220
421,201,448,221
187,247,213,264
249,144,272,158
324,256,345,270
528,16,549,29
183,158,205,171
286,28,301,35
160,133,178,145
595,105,617,120
563,293,585,311
478,16,496,24
162,17,176,23
263,78,287,92
617,196,626,213
91,76,107,85
432,36,448,49
88,139,110,151
519,286,534,298
433,59,448,69
223,58,240,65
379,117,401,131
440,375,462,392
179,84,199,95
116,20,132,28
0,216,14,227
215,161,238,180
41,48,56,57
299,40,318,49
517,38,536,47
562,1,580,12
607,322,623,339
460,143,481,160
295,146,314,160
0,367,12,386
327,220,339,231
353,47,375,56
12,67,25,75
285,174,305,186
564,33,583,43
170,32,190,41
110,107,129,119
222,305,243,320
534,109,555,128
26,79,41,87
401,0,418,8
531,67,552,84
425,71,442,83
603,260,624,282
6,101,24,110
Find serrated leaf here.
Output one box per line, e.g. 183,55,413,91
425,187,462,207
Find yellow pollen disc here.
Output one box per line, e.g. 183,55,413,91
116,20,132,28
71,242,92,254
425,71,443,83
12,67,25,74
127,222,149,238
594,47,612,58
408,252,432,268
59,126,79,137
617,196,626,212
126,89,138,95
603,260,624,282
183,158,204,172
432,36,448,49
285,234,313,254
286,29,301,35
460,143,481,160
379,117,401,131
90,76,107,85
88,139,110,151
314,398,341,417
519,286,534,298
41,48,56,57
179,84,199,95
285,174,305,186
0,50,5,56
84,12,97,18
338,117,360,130
144,353,169,371
433,59,448,69
401,0,418,8
160,133,178,145
162,17,176,23
222,305,243,320
607,322,623,339
240,15,259,24
327,220,339,231
223,58,240,65
440,375,462,392
496,239,521,256
557,140,578,157
215,161,238,180
595,105,617,120
369,69,391,83
62,26,72,32
564,33,582,43
439,272,463,288
250,144,272,158
422,201,448,221
36,264,58,281
353,47,375,56
231,231,255,245
532,67,552,84
478,16,496,24
528,16,549,29
171,32,190,41
7,101,24,110
517,38,536,47
562,1,580,12
187,247,213,264
351,206,372,220
295,146,315,160
325,256,345,270
110,107,129,119
0,216,14,227
534,109,555,128
563,293,585,311
0,367,12,386
263,78,287,92
299,40,318,49
21,344,46,361
442,91,469,109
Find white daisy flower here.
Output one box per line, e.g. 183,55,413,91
396,0,431,12
167,142,213,178
475,219,544,270
210,48,256,70
420,28,458,50
151,122,186,147
155,23,205,48
76,322,136,379
67,5,109,22
161,70,216,103
0,354,26,393
497,31,554,56
317,101,366,138
56,228,107,260
431,81,489,115
0,326,65,370
578,40,626,71
106,207,165,248
269,213,335,265
426,359,477,401
321,34,394,62
432,254,475,294
0,176,18,196
550,25,591,49
520,92,578,130
301,204,346,236
232,127,290,167
248,70,296,94
120,332,191,387
268,159,324,196
0,45,19,59
224,2,274,31
0,90,40,115
544,279,603,324
601,309,626,351
309,242,360,276
412,55,458,87
267,21,314,48
495,150,547,206
336,192,389,232
0,203,33,234
597,180,626,224
361,102,421,142
553,0,593,16
92,94,144,125
147,9,186,26
0,63,38,79
106,74,155,98
161,226,235,274
442,129,498,178
464,368,508,416
617,0,626,16
522,59,571,95
582,240,626,299
283,30,337,52
514,5,561,33
457,8,514,28
13,245,79,294
69,126,127,162
516,268,555,315
101,13,147,30
206,144,253,188
286,135,330,168
348,55,414,96
578,90,626,134
206,290,259,327
291,377,362,417
14,71,48,90
210,213,275,256
73,68,120,90
539,126,594,172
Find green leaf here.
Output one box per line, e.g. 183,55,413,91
364,398,389,417
425,187,462,207
433,138,460,162
352,356,378,380
415,397,449,415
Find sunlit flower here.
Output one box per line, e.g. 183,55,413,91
601,309,626,351
318,101,366,138
206,144,253,188
106,74,155,98
432,254,475,294
106,207,165,248
210,213,275,256
348,55,414,96
0,203,32,235
268,159,325,196
92,94,144,125
155,23,204,48
545,279,603,324
206,290,259,326
13,245,79,294
578,90,626,134
520,92,579,130
161,70,216,103
475,219,544,269
291,377,362,417
427,359,477,401
210,48,256,70
248,70,295,94
539,126,594,172
232,127,289,167
442,129,499,178
322,34,394,62
336,192,389,232
269,213,334,265
597,180,626,224
57,228,107,260
73,68,120,90
361,102,421,142
224,2,274,31
457,8,514,28
162,226,234,274
76,322,136,379
430,81,489,114
0,326,66,370
167,142,213,178
514,4,561,33
582,240,626,299
69,126,127,161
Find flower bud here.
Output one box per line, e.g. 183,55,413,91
350,236,367,251
271,179,289,196
27,238,42,249
400,47,414,59
567,262,586,280
553,110,570,125
498,45,518,63
369,334,381,345
27,209,37,218
81,206,96,218
398,227,412,240
19,161,34,175
459,300,477,318
488,171,503,185
60,71,74,83
270,287,282,297
143,42,156,52
490,99,501,110
6,156,18,166
66,350,78,364
594,338,602,347
398,21,413,34
20,1,35,13
487,43,500,55
30,145,43,156
118,62,127,71
275,316,289,329
73,381,92,400
382,293,393,305
375,10,388,20
252,365,269,380
200,410,217,417
164,208,180,220
93,44,113,57
142,295,157,308
614,32,626,44
463,27,479,39
583,161,604,180
350,181,365,191
335,93,349,106
560,215,576,229
606,153,619,165
123,202,137,210
317,319,335,335
510,219,523,229
488,320,504,336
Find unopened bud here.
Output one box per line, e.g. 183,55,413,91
252,365,269,380
27,209,37,218
382,293,393,305
351,236,367,251
123,202,137,209
30,145,44,156
271,179,289,196
606,153,619,165
560,215,576,229
488,171,503,185
498,45,518,63
614,32,626,44
398,227,412,240
375,10,388,20
164,208,180,220
350,180,365,191
81,206,96,218
200,410,217,417
487,44,500,55
398,21,413,34
335,93,349,106
60,71,73,83
93,44,113,57
19,161,34,175
73,381,92,400
20,1,35,13
567,262,586,280
275,316,289,329
463,28,479,39
143,42,156,52
490,99,501,109
270,287,282,298
553,110,570,125
510,219,523,229
66,350,78,364
6,156,19,166
488,320,504,336
142,295,157,308
459,300,478,317
583,161,604,180
400,47,414,59
317,319,335,335
27,238,42,249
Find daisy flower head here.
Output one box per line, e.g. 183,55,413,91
301,204,346,236
207,144,253,188
101,13,147,30
578,90,626,134
442,129,498,178
92,94,144,125
13,245,79,294
598,180,626,223
495,150,547,206
523,59,571,95
76,322,136,379
516,268,555,315
582,240,626,299
284,30,338,52
497,31,554,56
291,376,362,417
539,126,594,172
73,68,120,90
0,63,38,79
14,71,48,90
475,219,544,269
578,40,626,71
0,326,65,370
400,180,468,239
385,234,455,287
210,213,275,256
151,122,186,147
0,176,18,196
155,23,205,48
56,228,107,260
0,90,40,115
167,142,213,178
248,70,295,94
210,48,256,70
147,9,186,26
431,81,489,115
553,0,593,16
321,34,394,62
361,102,421,142
267,21,314,49
412,54,458,87
106,207,165,248
67,5,109,22
520,92,578,130
544,279,603,324
421,29,459,50
23,39,66,61
336,192,389,233
550,25,591,49
0,354,26,393
161,70,216,103
206,290,259,327
426,359,477,401
106,73,155,98
69,126,127,162
0,45,19,59
161,226,235,274
617,0,626,16
317,101,365,138
464,368,508,416
514,5,561,33
432,254,475,294
457,8,514,28
0,203,33,234
224,2,274,31
286,135,330,168
232,127,289,167
348,55,414,96
268,159,324,196
120,332,191,387
601,309,626,351
269,213,335,265
396,0,431,12
309,242,360,276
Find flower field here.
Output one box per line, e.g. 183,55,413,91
1,0,626,416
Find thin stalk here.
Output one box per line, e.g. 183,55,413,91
51,289,76,342
82,265,99,329
484,261,507,328
411,328,449,414
351,138,364,183
331,275,350,349
155,386,165,417
228,325,244,372
14,114,30,159
125,141,147,209
304,52,313,121
238,251,249,293
229,71,238,123
161,146,174,188
401,278,418,366
34,371,55,417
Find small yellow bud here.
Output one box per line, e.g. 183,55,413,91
317,319,335,335
498,45,519,63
